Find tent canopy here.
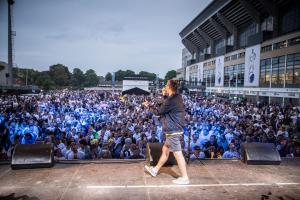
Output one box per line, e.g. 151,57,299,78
122,87,150,95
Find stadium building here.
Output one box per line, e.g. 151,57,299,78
178,0,300,105
0,61,9,86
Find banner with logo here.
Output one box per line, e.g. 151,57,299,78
215,56,224,86
244,44,260,86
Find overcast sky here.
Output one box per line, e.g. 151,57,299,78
0,0,211,78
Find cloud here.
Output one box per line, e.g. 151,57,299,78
46,33,68,40
0,0,211,78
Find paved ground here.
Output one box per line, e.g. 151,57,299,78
0,159,299,200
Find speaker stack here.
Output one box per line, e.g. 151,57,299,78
241,142,281,165
146,143,178,166
11,143,54,169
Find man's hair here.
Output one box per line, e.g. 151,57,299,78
168,80,180,93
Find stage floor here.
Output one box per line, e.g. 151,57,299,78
0,159,300,200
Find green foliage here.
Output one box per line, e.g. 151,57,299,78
49,64,71,87
35,71,56,90
84,69,99,87
105,72,112,81
115,70,135,81
164,70,177,82
138,71,156,81
12,65,168,90
71,68,85,87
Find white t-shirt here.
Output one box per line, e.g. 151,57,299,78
198,131,212,145
185,139,201,151
103,130,111,142
190,152,206,160
133,132,141,142
66,150,85,160
225,132,234,144
145,131,152,140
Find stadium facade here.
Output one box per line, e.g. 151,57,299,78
178,0,300,105
0,61,9,86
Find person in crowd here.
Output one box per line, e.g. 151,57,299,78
222,143,239,159
129,144,144,159
54,148,65,160
148,132,159,143
120,138,133,159
66,142,85,160
190,145,205,161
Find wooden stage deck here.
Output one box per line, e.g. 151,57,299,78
0,159,299,200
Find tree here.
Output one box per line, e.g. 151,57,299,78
125,70,135,76
84,69,99,87
49,64,71,87
164,70,177,82
99,76,105,82
115,70,135,81
35,71,55,90
105,72,112,81
138,71,156,81
71,68,85,88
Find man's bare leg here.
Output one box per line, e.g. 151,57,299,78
173,150,188,179
153,145,170,172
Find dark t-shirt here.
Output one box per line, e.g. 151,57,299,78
152,94,186,134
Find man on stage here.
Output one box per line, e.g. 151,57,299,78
144,80,189,185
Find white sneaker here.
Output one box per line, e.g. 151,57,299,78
172,177,190,185
144,165,158,177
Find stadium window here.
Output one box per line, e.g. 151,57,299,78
227,35,234,46
278,56,285,87
238,52,245,59
215,39,225,55
230,65,236,87
211,69,215,87
239,22,256,47
203,70,208,86
288,36,300,46
271,56,285,88
286,53,300,88
237,64,244,87
224,66,229,87
203,69,215,87
273,41,287,50
224,64,244,87
280,5,300,34
206,46,211,54
231,54,237,60
225,56,231,62
260,59,271,87
261,16,274,32
261,45,272,53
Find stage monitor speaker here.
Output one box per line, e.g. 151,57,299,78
146,143,177,166
11,144,54,169
241,143,281,165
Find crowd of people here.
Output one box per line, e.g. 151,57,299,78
0,90,300,161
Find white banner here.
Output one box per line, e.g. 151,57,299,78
197,62,203,83
215,56,224,86
185,66,190,82
244,44,261,86
123,80,149,91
